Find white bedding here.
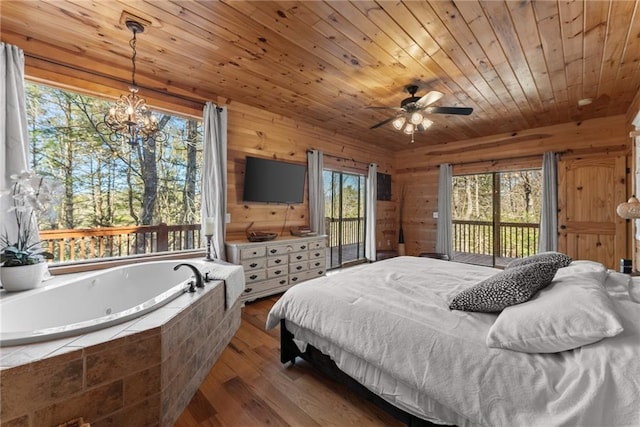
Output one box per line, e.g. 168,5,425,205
266,256,640,427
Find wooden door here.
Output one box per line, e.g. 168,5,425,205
558,155,627,269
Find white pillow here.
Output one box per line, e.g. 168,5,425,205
486,264,623,353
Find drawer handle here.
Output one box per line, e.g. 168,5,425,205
275,270,282,275
279,279,286,285
314,262,320,267
250,263,258,268
270,249,277,254
296,266,302,271
296,255,302,260
252,251,258,255
244,287,253,293
314,252,320,257
300,245,306,249
249,274,258,280
275,259,282,264
318,270,324,275
291,277,298,282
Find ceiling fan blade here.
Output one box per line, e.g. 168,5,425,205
366,106,403,111
370,116,398,129
415,91,444,109
427,106,473,115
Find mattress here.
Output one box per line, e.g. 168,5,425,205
266,256,640,427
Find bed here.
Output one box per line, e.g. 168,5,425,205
265,256,640,427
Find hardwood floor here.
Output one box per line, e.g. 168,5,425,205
174,295,403,427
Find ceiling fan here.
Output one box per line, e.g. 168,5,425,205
368,85,473,142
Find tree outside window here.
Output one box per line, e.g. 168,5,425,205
25,82,203,263
452,170,542,266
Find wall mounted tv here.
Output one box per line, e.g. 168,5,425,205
243,156,307,204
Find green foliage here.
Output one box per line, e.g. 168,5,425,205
1,244,53,266
452,170,543,259
25,82,203,231
323,171,365,219
452,170,542,223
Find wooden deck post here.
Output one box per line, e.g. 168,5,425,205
157,223,169,252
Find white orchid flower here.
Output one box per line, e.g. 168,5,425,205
9,170,34,183
24,194,45,211
2,171,61,266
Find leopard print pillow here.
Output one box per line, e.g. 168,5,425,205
506,251,572,270
449,262,559,313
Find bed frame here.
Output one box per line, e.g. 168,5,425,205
280,320,452,427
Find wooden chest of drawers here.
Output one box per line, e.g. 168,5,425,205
225,235,327,302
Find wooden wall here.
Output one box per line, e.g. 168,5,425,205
224,101,394,243
392,115,632,257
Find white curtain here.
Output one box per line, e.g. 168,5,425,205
538,152,558,252
1,43,37,247
201,102,228,261
307,150,325,234
436,163,453,260
365,163,378,261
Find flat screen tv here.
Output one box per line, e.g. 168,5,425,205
243,156,306,204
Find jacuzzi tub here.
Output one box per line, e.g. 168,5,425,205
0,260,202,346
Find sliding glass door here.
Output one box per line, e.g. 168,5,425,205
324,170,366,269
452,170,541,267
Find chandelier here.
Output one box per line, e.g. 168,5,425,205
99,20,165,147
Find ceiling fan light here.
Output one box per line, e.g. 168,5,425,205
409,112,423,125
403,123,414,134
392,116,406,130
421,118,433,129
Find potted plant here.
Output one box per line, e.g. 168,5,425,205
1,171,61,291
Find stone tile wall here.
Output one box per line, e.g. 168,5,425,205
0,281,241,427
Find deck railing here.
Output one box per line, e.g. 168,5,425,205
453,219,539,258
36,219,536,264
325,217,365,248
38,218,365,265
39,223,202,263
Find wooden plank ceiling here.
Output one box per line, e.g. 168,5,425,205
2,0,639,151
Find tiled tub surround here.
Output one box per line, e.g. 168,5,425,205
0,278,242,426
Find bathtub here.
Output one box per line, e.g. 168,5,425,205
0,260,202,347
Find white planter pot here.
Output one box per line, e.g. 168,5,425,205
0,262,48,292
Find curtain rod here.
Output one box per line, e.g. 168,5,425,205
309,150,372,167
25,53,209,107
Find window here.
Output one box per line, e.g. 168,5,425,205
452,170,542,267
25,82,203,264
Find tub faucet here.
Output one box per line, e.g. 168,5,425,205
173,263,204,292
